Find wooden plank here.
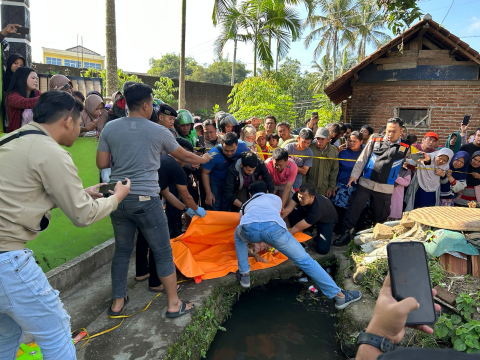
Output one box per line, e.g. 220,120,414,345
409,39,419,51
430,30,480,65
418,50,451,59
417,59,478,66
353,80,480,87
380,62,418,70
374,56,419,64
423,37,441,50
388,50,418,57
471,255,480,278
418,24,429,49
440,253,468,276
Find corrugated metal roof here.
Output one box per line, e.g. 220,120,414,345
65,46,102,56
324,18,480,104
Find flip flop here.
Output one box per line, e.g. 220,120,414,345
165,300,195,318
149,284,182,293
108,296,129,316
134,274,150,282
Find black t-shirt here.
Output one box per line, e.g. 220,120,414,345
460,142,480,157
292,192,337,224
158,155,188,191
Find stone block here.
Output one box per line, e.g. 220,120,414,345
373,223,394,240
400,213,416,228
433,285,457,306
392,225,408,236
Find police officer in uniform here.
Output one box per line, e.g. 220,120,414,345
175,109,199,147
334,118,410,247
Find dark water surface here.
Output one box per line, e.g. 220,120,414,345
206,280,347,360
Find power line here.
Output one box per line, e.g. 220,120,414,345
441,0,455,25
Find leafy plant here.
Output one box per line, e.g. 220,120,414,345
152,77,178,106
376,0,422,35
84,68,142,97
429,258,447,286
456,292,480,320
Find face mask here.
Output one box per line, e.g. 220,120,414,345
245,141,254,147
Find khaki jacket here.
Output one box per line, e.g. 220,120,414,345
304,142,339,196
0,122,118,251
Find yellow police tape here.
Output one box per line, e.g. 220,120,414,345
73,279,191,348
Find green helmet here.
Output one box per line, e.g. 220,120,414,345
175,109,194,126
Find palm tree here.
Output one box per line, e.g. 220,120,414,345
303,0,358,80
213,0,309,77
105,0,118,96
354,4,391,60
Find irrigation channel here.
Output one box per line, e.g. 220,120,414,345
205,277,347,360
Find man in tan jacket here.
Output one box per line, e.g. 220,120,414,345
0,91,130,359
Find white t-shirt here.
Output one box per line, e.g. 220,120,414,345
239,193,287,229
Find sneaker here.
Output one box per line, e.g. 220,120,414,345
335,290,362,309
236,270,250,288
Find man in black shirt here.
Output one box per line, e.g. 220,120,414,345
460,127,480,157
136,154,206,291
282,183,338,255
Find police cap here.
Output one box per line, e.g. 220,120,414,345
159,104,178,117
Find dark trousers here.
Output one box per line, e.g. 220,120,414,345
343,185,391,229
135,229,161,288
166,183,183,235
288,208,336,255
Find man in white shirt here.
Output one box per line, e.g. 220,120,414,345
234,181,362,310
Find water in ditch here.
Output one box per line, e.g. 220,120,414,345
205,278,347,360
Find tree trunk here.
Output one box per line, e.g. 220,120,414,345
254,39,257,77
362,36,366,60
275,38,279,72
179,0,187,109
105,0,118,97
231,38,237,86
332,32,337,80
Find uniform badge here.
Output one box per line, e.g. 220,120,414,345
398,145,406,153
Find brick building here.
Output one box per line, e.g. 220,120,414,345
324,15,480,143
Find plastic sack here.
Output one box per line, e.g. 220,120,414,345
424,229,479,258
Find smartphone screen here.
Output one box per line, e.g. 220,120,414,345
387,242,436,325
15,27,30,35
99,181,127,195
462,115,471,126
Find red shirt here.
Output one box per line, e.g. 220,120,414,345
265,158,298,186
6,90,42,132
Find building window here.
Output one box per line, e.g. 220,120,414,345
84,62,101,70
394,108,431,127
46,57,62,66
64,60,82,68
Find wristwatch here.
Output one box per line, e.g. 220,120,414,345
182,206,188,213
357,330,396,352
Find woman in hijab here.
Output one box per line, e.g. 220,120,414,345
439,151,470,206
3,53,24,90
79,94,106,136
48,74,73,94
5,66,41,132
444,132,462,154
456,151,480,207
405,147,454,210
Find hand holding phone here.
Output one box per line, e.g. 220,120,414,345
387,242,437,326
462,115,471,127
15,26,30,35
411,152,425,162
100,180,127,195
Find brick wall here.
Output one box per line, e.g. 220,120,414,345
350,83,480,143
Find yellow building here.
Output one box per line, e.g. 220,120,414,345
42,46,105,70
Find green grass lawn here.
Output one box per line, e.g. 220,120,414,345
0,135,114,272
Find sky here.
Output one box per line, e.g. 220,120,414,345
29,0,480,75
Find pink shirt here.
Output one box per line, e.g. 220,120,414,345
265,158,298,185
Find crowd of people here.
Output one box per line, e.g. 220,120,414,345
0,30,478,358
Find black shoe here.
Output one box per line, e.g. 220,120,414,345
333,228,352,247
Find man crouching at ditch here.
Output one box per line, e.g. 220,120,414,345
234,180,362,310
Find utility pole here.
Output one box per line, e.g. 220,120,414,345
179,0,186,109
105,0,118,96
231,39,237,86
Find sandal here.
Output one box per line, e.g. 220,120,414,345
108,296,129,316
165,300,195,318
149,284,182,293
134,274,150,282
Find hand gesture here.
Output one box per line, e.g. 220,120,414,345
434,169,445,177
84,183,107,200
1,24,22,36
205,192,215,206
113,178,131,202
326,189,334,198
461,123,468,135
446,169,453,178
85,119,99,132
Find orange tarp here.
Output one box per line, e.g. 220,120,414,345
170,211,311,281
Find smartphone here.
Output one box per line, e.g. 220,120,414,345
387,242,436,325
411,152,425,161
15,27,29,35
99,180,127,195
339,137,346,146
462,115,471,126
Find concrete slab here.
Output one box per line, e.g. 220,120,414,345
22,239,344,359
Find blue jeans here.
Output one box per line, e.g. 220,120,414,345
0,250,75,360
110,195,175,299
234,222,341,299
206,178,230,211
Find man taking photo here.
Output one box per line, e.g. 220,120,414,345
0,91,131,359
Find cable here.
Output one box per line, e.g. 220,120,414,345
441,0,455,25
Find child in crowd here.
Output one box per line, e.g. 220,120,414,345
255,130,269,160
267,133,280,151
389,163,411,219
194,123,203,138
